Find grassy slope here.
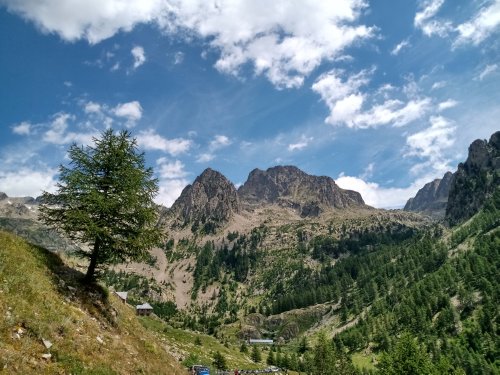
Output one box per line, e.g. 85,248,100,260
0,230,186,375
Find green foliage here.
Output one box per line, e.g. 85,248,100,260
39,129,163,281
212,351,228,370
378,334,438,375
251,345,262,363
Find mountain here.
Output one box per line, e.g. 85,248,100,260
238,165,366,217
403,171,453,217
446,131,500,224
170,168,241,231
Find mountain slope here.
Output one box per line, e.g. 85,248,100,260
0,230,185,374
446,131,500,224
403,171,453,217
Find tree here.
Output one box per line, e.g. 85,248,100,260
378,333,437,375
39,129,163,282
212,351,228,370
251,345,262,363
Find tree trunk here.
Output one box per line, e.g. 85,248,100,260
84,239,100,283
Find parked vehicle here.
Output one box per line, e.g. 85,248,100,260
190,365,210,375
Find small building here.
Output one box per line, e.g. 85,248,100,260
248,339,274,345
115,291,128,304
136,302,154,316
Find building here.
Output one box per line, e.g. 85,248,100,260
136,302,153,316
115,291,128,304
248,339,274,345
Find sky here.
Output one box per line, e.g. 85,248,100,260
0,0,499,208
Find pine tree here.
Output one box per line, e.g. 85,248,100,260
266,350,275,365
39,129,163,282
251,345,262,363
213,351,228,370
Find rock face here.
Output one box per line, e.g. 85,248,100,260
404,172,453,217
446,131,500,225
238,165,365,217
0,192,7,201
170,168,241,230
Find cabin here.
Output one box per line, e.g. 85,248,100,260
115,291,128,304
248,339,274,345
136,302,154,316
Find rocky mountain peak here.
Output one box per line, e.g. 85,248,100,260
446,131,500,224
403,171,453,217
170,168,241,230
238,165,365,217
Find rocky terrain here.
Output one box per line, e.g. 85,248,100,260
446,130,500,224
404,171,453,218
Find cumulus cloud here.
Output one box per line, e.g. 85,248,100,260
336,175,422,208
43,113,95,145
113,101,143,126
84,101,102,114
196,153,215,163
12,122,32,135
478,64,498,81
209,135,231,150
174,51,184,65
312,69,432,128
1,0,165,44
131,45,146,69
2,0,373,89
391,39,410,55
155,157,189,207
136,129,192,156
455,1,500,45
0,168,57,197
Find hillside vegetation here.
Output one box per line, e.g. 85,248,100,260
0,230,185,374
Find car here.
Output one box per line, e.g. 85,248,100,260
190,365,210,375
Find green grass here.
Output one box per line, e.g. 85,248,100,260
351,352,378,371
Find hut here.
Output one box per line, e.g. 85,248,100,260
115,291,128,304
136,302,154,316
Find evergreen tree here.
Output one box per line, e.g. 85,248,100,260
251,345,262,363
266,350,275,365
240,341,248,353
40,129,163,282
212,351,228,370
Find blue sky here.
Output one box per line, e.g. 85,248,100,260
0,0,499,208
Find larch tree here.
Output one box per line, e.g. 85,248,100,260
39,129,164,282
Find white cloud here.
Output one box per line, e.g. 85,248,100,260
414,0,451,37
43,113,95,145
1,0,165,44
84,101,102,114
288,136,313,151
391,39,410,55
209,135,231,150
455,1,500,45
174,51,184,65
136,129,192,156
478,63,498,80
113,101,143,126
431,81,447,90
155,157,189,207
312,69,431,128
405,115,456,171
438,99,458,111
196,153,215,163
12,122,32,135
2,0,373,89
336,175,422,208
0,168,57,197
131,45,146,69
360,162,374,179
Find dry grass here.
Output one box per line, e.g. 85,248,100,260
0,230,186,374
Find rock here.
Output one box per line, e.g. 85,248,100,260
170,168,241,230
0,192,7,201
41,353,52,360
42,339,53,349
238,165,366,216
404,171,453,218
96,336,104,344
446,131,500,224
